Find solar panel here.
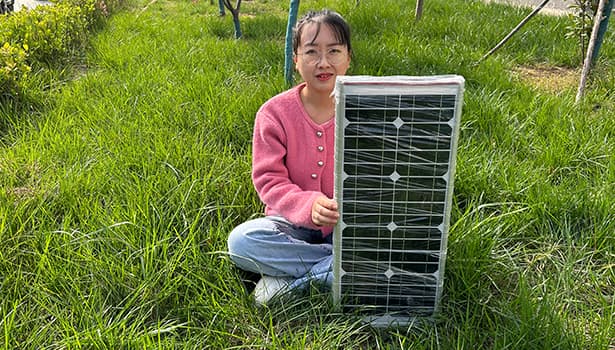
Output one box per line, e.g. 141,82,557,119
332,75,465,326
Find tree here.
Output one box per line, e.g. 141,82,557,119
223,0,242,39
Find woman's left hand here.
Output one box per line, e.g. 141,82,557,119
311,195,339,227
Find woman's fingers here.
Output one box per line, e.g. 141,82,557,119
312,196,339,226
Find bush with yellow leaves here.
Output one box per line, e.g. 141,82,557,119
0,0,118,95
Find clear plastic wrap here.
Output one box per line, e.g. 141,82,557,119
332,75,465,326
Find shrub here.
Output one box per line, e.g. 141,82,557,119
0,42,30,92
0,0,121,95
4,3,91,63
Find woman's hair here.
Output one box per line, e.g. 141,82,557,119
292,9,352,55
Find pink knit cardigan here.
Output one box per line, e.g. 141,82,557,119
252,83,335,236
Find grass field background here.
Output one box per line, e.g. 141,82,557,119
0,0,613,348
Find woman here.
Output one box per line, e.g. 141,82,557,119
228,9,351,304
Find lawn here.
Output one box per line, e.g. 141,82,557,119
0,0,613,348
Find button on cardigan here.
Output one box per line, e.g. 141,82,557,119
252,83,335,236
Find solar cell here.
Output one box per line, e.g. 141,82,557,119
332,75,465,326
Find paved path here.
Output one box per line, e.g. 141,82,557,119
13,0,52,11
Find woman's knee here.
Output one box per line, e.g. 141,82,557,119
227,217,274,257
228,218,278,273
227,223,250,258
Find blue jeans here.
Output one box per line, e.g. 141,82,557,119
227,216,333,290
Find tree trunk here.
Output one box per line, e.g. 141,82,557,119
285,0,300,86
590,0,613,64
218,0,225,16
576,0,608,103
415,0,424,21
223,0,242,38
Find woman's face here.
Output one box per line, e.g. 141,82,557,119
294,22,351,95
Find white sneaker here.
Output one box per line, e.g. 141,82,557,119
253,275,294,305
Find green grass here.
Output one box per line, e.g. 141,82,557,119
1,0,614,348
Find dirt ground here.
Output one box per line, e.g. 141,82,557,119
485,0,574,15
512,65,580,94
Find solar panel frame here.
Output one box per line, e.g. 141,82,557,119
332,75,465,327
